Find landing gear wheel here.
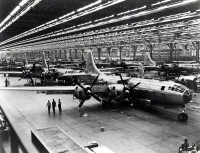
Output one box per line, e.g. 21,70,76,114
102,101,114,109
178,113,188,122
130,101,139,108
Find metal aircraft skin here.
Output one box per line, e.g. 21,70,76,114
0,52,47,75
66,50,192,121
0,50,193,121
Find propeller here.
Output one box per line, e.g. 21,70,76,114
111,82,141,103
73,75,102,109
111,71,141,103
91,75,99,88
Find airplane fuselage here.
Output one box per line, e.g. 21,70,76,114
88,75,192,107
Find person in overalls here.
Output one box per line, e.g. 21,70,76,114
46,100,51,114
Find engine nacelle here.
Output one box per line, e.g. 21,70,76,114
73,85,92,101
107,84,129,97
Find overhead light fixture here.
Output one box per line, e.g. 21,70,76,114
0,0,126,46
59,11,75,20
19,0,29,7
77,0,102,12
0,0,41,34
10,6,21,16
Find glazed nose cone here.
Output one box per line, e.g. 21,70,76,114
183,90,192,104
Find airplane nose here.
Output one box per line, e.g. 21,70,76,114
183,90,192,104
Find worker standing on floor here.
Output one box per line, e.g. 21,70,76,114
5,78,9,87
58,99,62,113
52,99,56,114
46,100,51,115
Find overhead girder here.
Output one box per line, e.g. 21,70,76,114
1,17,200,52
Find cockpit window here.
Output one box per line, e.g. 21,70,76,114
161,86,165,90
179,90,184,93
175,88,179,92
172,85,185,93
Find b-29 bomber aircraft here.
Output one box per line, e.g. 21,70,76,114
0,50,193,122
61,50,193,122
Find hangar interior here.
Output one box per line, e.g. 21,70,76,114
0,0,199,62
0,0,200,153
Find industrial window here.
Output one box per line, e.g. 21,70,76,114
161,86,165,90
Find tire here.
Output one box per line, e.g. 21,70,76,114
178,113,188,122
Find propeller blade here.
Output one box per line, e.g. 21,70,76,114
76,82,86,91
127,96,132,103
78,101,85,108
90,93,102,102
91,75,99,89
119,73,125,88
111,92,128,103
73,78,86,91
130,82,141,89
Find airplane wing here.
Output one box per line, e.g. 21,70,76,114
61,73,93,77
0,71,23,75
0,86,75,94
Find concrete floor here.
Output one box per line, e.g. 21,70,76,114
0,75,200,153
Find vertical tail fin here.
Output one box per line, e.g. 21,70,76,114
42,52,48,68
138,62,145,77
86,50,104,75
143,52,156,66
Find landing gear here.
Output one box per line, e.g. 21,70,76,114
130,101,139,108
178,113,188,122
102,99,114,109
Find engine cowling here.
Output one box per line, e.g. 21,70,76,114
73,85,92,101
107,84,129,97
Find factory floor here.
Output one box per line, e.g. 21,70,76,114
0,75,200,153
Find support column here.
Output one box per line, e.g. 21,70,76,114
131,45,137,60
196,42,200,63
107,47,111,56
69,49,72,60
54,50,58,59
81,49,85,60
47,51,50,58
33,52,36,59
75,49,78,59
97,48,101,60
59,50,61,59
119,46,123,61
39,51,42,60
51,50,54,59
64,50,67,60
167,43,175,62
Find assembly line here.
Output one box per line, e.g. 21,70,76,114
0,50,200,153
0,74,200,153
0,0,200,153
